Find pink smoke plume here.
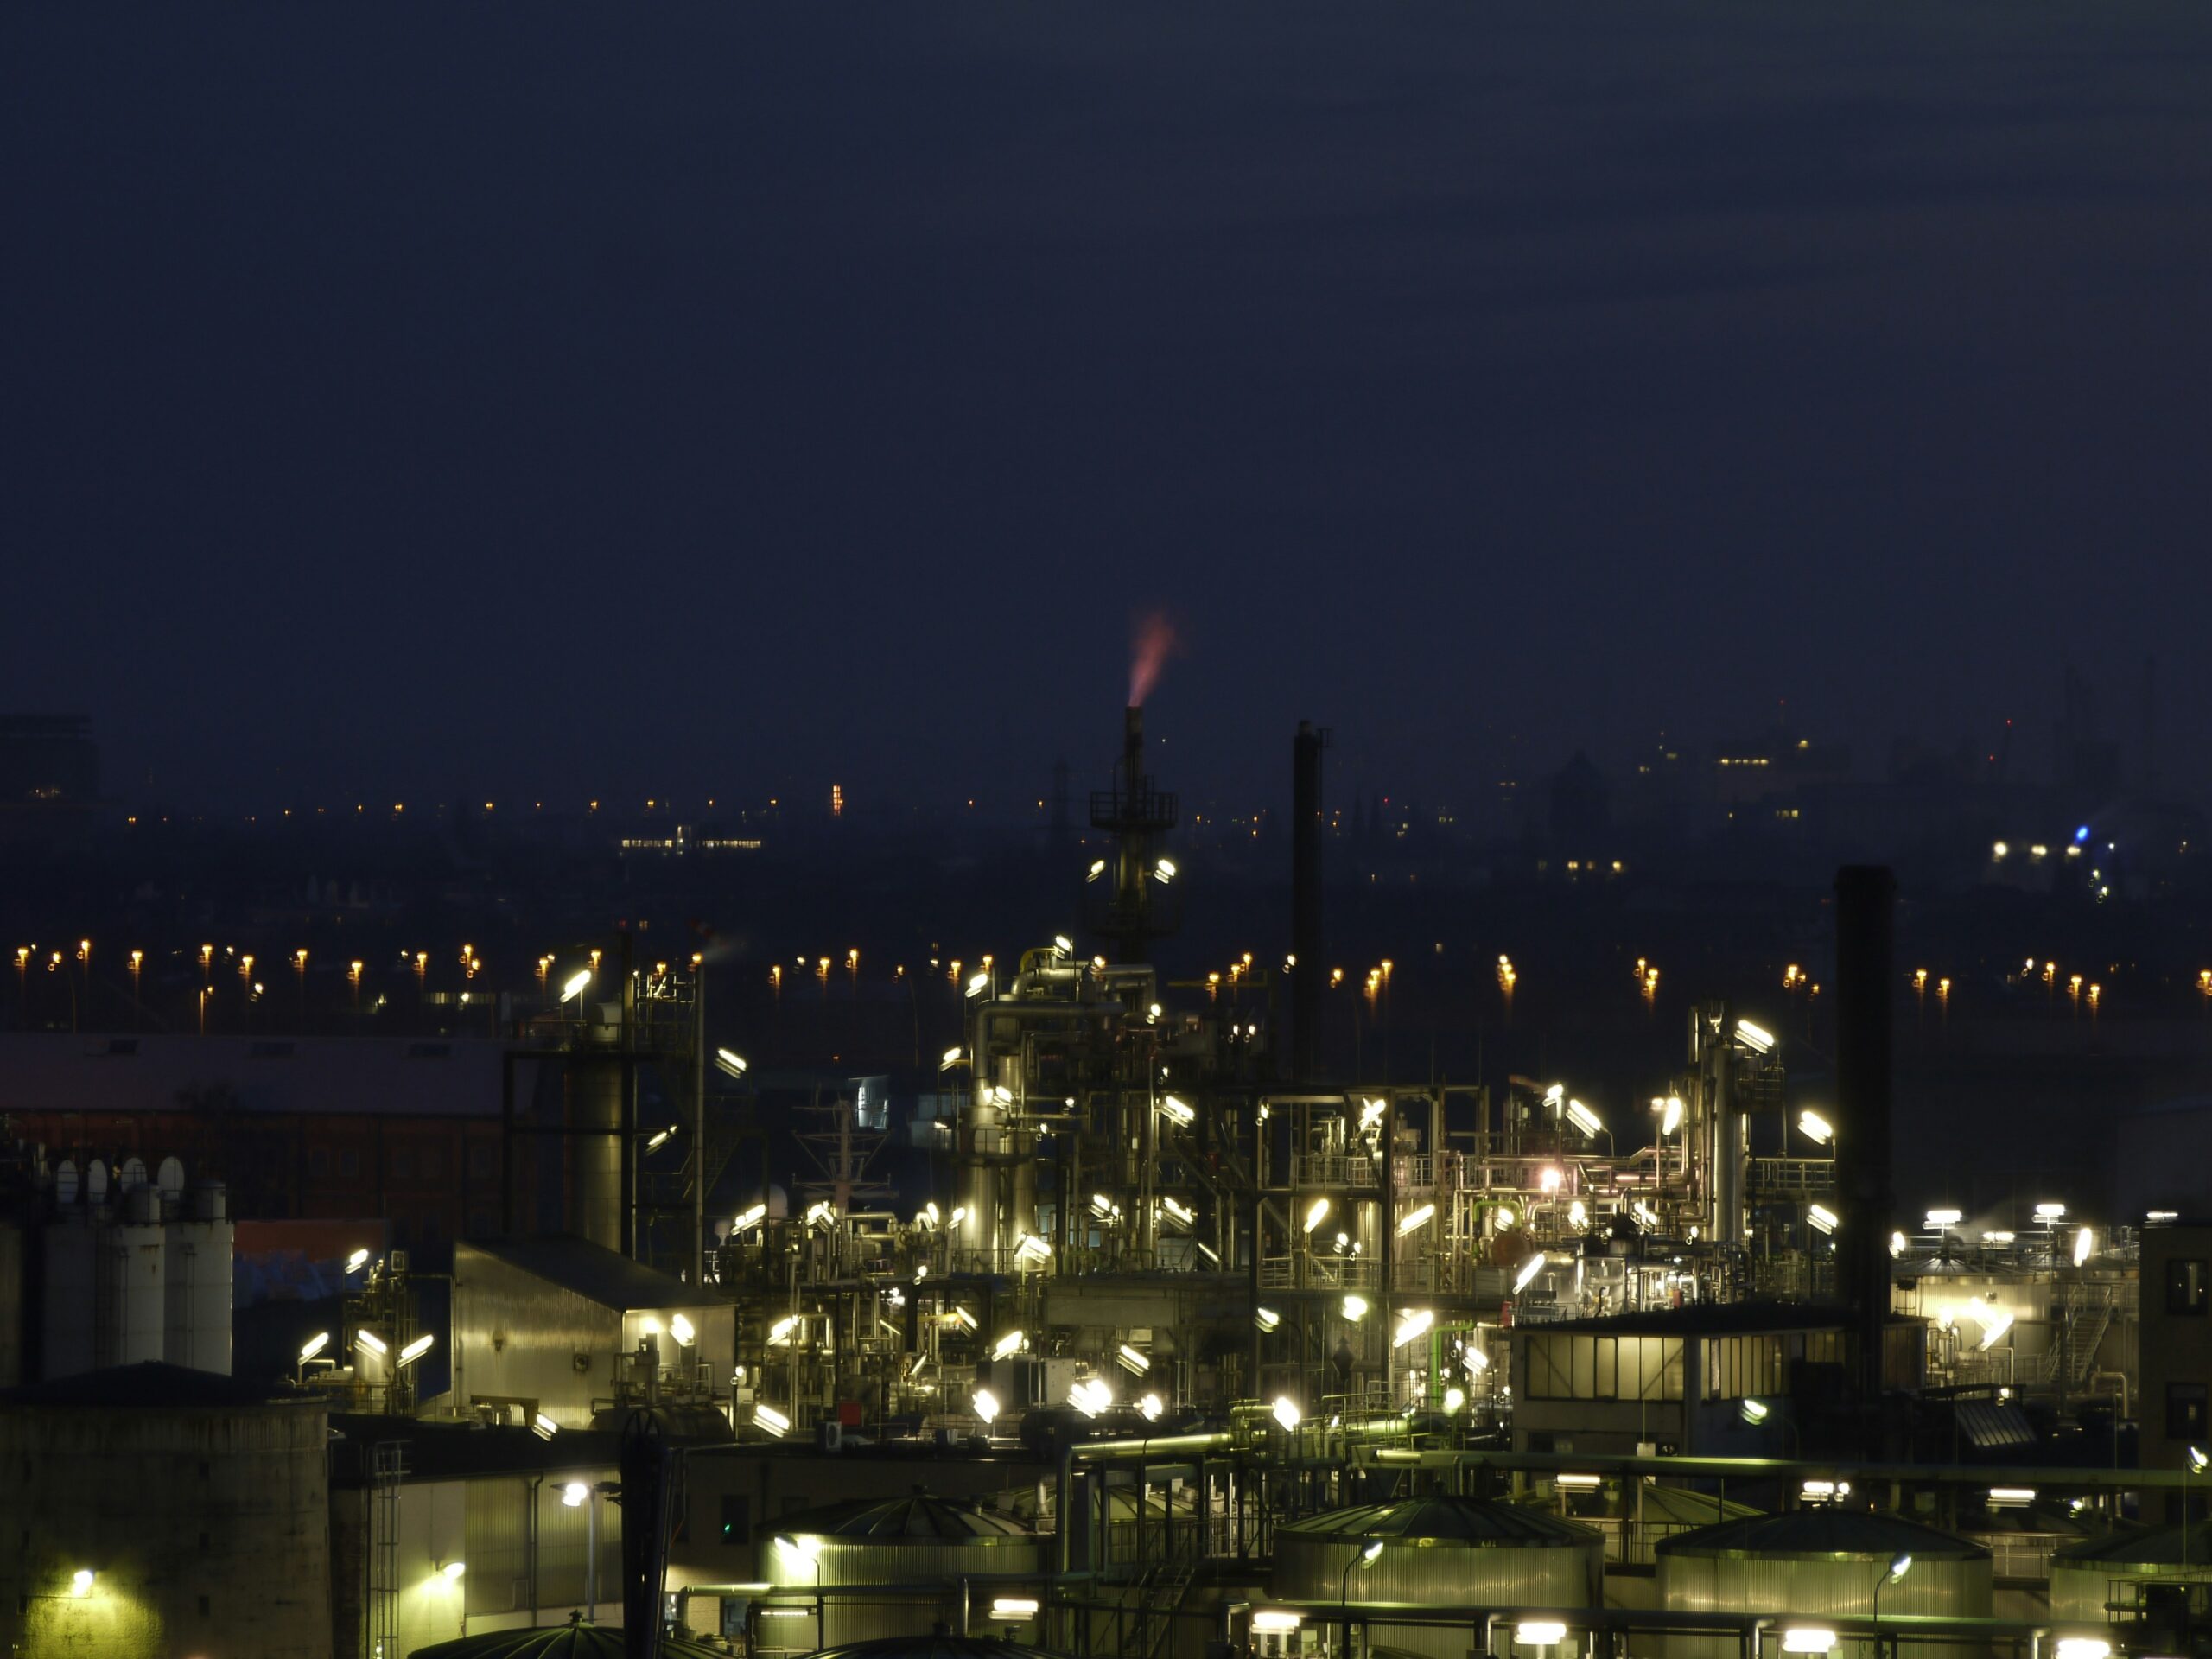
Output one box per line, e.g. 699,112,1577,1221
1128,612,1180,707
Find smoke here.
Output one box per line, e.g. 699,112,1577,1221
1128,611,1181,707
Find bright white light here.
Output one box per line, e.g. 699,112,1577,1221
1568,1200,1587,1229
532,1412,561,1441
354,1330,387,1357
1989,1486,2037,1507
1741,1398,1770,1425
1271,1395,1300,1431
1087,859,1107,882
1735,1019,1776,1053
1661,1096,1684,1135
1118,1343,1151,1376
1360,1540,1386,1566
1303,1198,1332,1234
804,1200,835,1230
992,1328,1026,1360
1014,1233,1050,1264
1442,1386,1465,1413
2073,1227,2093,1267
774,1534,822,1563
1154,858,1178,882
1139,1393,1163,1421
1465,1344,1490,1373
442,1561,467,1581
1343,1294,1369,1320
1781,1630,1836,1655
972,1388,999,1424
1808,1204,1839,1236
1538,1166,1562,1195
1888,1553,1913,1582
1396,1203,1435,1236
1978,1309,2015,1350
1252,1612,1302,1634
561,1482,588,1508
733,1203,766,1231
991,1599,1040,1619
71,1570,94,1595
1565,1101,1604,1139
669,1315,696,1346
2054,1641,2111,1659
769,1315,799,1345
1393,1308,1434,1347
2036,1202,2068,1220
1889,1230,1908,1257
754,1403,790,1438
2190,1446,2209,1473
299,1331,330,1364
1068,1376,1113,1417
1515,1622,1568,1647
1160,1096,1195,1127
1052,935,1073,955
966,972,990,998
345,1249,371,1274
560,969,592,1002
1254,1306,1281,1333
940,1046,964,1070
1797,1109,1834,1145
398,1333,435,1365
1513,1253,1546,1294
1926,1208,1962,1227
715,1047,748,1078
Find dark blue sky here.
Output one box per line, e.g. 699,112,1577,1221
6,3,2210,815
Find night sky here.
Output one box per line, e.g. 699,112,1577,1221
6,3,2211,815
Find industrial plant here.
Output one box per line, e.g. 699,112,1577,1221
2,706,2209,1659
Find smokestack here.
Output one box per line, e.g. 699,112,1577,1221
1834,865,1896,1441
1292,722,1326,1079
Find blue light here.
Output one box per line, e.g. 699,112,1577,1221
2074,826,2090,843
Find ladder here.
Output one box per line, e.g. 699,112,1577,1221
369,1441,404,1659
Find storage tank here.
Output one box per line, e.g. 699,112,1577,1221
103,1185,168,1367
0,1361,331,1658
1656,1510,1990,1659
759,1491,1043,1649
162,1183,233,1374
40,1208,98,1379
410,1625,733,1656
2048,1525,2212,1626
1271,1497,1603,1659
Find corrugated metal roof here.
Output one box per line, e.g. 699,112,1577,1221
1636,1485,1763,1527
411,1625,727,1658
461,1236,730,1311
1278,1497,1600,1547
780,1493,1032,1540
1954,1401,2037,1451
1657,1510,1988,1560
2055,1524,2212,1566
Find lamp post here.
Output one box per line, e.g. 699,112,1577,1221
776,1534,823,1649
2186,1446,2209,1566
1340,1539,1383,1659
1872,1552,1911,1657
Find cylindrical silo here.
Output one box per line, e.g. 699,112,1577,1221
1271,1497,1604,1659
163,1184,233,1375
41,1210,98,1380
570,1018,626,1253
757,1492,1043,1650
1656,1510,1990,1659
2049,1525,2212,1626
103,1185,168,1368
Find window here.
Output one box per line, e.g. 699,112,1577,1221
2168,1260,2209,1316
720,1495,751,1546
1528,1333,1682,1402
2169,1382,2209,1444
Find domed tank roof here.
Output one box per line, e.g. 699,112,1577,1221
808,1638,1063,1659
411,1623,728,1657
1278,1496,1600,1548
2055,1524,2212,1566
1657,1510,1987,1561
779,1491,1031,1540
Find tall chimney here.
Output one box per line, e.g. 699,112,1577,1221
1834,865,1896,1440
1292,722,1326,1080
